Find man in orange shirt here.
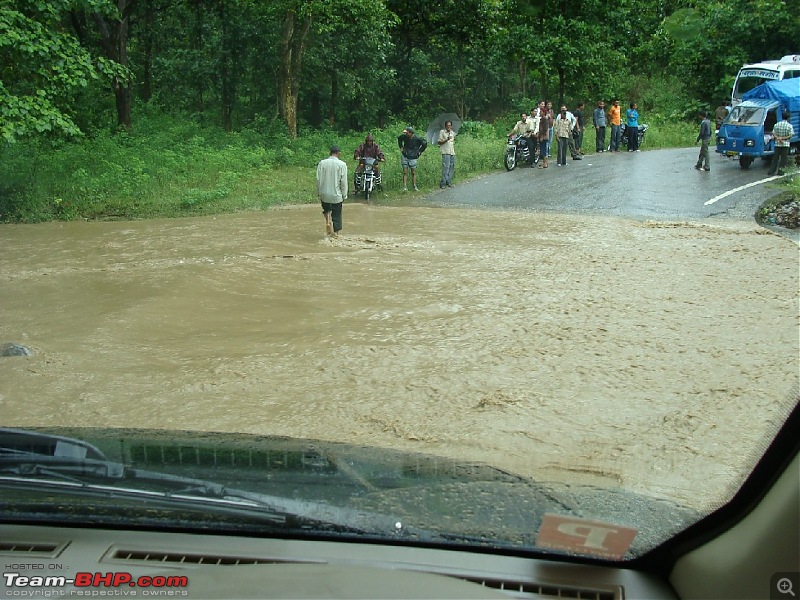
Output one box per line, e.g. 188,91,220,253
608,99,622,152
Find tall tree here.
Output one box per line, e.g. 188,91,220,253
278,3,311,138
93,0,136,130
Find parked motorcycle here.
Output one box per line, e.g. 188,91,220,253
619,123,649,149
353,157,382,200
504,134,538,171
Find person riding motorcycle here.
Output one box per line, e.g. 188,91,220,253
508,112,535,165
353,134,385,191
509,112,531,137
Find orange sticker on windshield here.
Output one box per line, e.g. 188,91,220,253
536,514,637,560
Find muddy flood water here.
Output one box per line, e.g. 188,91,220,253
1,204,798,510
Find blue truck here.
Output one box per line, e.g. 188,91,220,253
716,78,800,169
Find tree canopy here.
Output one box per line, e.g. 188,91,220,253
1,0,798,141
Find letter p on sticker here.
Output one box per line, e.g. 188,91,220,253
536,514,638,559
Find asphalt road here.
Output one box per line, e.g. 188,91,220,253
427,147,790,225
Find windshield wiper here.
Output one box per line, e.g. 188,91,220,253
0,428,403,536
0,428,537,547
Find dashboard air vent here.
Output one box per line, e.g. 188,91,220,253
0,542,65,558
109,548,325,566
461,577,618,600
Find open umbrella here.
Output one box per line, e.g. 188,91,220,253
425,113,461,145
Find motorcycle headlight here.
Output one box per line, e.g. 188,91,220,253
744,139,755,147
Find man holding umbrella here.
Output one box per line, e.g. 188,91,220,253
437,120,456,188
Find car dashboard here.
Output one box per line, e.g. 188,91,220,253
1,523,677,599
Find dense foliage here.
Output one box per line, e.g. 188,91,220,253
2,0,797,139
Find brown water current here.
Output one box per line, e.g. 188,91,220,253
1,204,798,510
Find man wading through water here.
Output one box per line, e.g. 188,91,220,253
316,146,348,237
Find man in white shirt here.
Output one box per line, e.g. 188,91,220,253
563,107,582,160
437,121,456,188
316,146,348,236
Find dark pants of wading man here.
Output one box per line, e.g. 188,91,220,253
321,201,343,234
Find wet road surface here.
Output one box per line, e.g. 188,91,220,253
427,147,785,222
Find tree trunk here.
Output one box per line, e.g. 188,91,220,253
95,0,136,131
141,0,154,102
219,0,233,132
328,70,337,126
278,7,310,138
192,0,205,113
309,91,322,127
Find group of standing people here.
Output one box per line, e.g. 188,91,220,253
592,99,640,153
509,100,586,168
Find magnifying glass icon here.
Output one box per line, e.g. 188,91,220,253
778,578,796,597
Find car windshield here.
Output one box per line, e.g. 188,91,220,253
733,73,779,101
725,105,766,126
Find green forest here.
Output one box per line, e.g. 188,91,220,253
1,0,798,222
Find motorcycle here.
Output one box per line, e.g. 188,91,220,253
353,157,382,200
619,123,649,149
504,134,538,171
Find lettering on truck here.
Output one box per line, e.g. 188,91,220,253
739,69,780,79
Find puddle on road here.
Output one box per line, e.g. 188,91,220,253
1,204,797,509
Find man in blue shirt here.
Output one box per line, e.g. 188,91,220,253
626,103,640,152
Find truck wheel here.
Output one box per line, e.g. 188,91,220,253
739,156,753,169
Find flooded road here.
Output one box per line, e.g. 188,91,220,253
1,204,798,510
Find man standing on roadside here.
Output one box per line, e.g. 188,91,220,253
554,106,573,166
316,146,348,237
593,100,606,153
438,120,456,188
563,105,582,160
768,110,795,177
626,102,640,152
398,126,427,191
694,111,712,172
573,102,585,155
608,99,622,152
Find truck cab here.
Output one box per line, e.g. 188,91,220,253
731,54,800,106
